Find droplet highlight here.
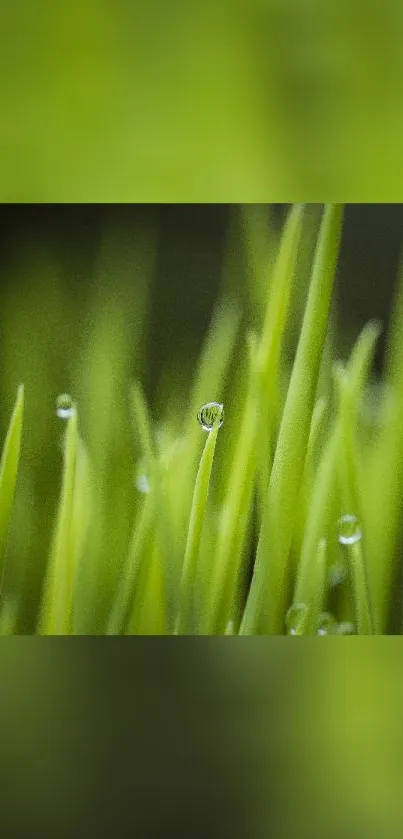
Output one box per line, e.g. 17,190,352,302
286,602,308,635
197,401,224,432
56,393,75,419
315,612,337,635
338,514,362,546
136,474,150,494
134,458,150,494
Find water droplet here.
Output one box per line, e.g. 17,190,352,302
316,612,337,635
225,620,234,635
286,602,308,635
136,473,150,494
197,401,224,432
134,458,150,493
338,514,362,546
56,393,75,419
335,621,356,635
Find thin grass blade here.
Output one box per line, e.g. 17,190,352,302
175,424,220,634
38,408,78,634
204,204,304,633
240,204,343,634
0,385,24,584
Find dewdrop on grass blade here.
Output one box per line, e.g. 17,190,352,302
315,612,337,635
286,602,308,635
56,393,75,420
197,402,224,432
338,514,362,546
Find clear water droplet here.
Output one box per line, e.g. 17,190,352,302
134,458,150,493
338,514,362,546
335,621,356,635
56,393,75,419
197,401,224,432
136,473,150,494
286,602,308,635
225,620,234,635
316,612,337,635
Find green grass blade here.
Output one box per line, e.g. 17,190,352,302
0,597,19,635
287,537,327,635
106,494,154,634
336,367,374,634
175,424,220,634
0,385,24,583
204,204,304,633
38,408,78,634
240,204,343,634
292,323,379,636
130,380,176,630
293,424,340,624
172,300,240,530
364,259,403,630
293,397,328,561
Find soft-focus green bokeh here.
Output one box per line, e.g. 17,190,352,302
1,640,403,838
2,1,403,200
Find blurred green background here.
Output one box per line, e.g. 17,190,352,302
2,1,403,200
1,640,403,838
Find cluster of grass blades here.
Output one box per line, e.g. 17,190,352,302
1,203,403,634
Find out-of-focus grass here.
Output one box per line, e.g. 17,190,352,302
2,203,403,634
2,2,403,200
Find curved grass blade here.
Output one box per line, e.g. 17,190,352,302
0,385,24,586
106,494,154,634
204,204,304,633
240,204,343,634
293,424,340,629
175,424,220,634
336,367,374,634
172,300,240,536
293,397,327,562
38,407,78,634
130,380,176,631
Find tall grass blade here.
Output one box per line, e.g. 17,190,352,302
0,385,24,585
204,204,304,633
175,424,220,634
38,408,78,634
240,204,343,634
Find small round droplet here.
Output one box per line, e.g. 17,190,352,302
197,401,224,432
338,514,362,546
56,393,75,419
286,602,308,635
316,612,337,635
